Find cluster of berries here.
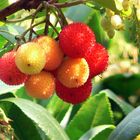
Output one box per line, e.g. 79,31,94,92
101,9,124,39
0,22,108,104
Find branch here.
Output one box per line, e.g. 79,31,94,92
54,0,88,8
0,0,44,20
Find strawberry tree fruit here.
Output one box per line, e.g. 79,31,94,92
84,43,109,78
34,36,64,71
0,51,27,85
57,58,89,88
15,42,46,75
59,22,96,58
25,71,55,99
56,79,92,104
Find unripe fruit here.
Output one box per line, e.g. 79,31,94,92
25,71,55,99
0,51,27,85
15,42,46,75
56,79,92,104
57,58,89,88
59,22,96,58
85,43,109,77
35,36,64,71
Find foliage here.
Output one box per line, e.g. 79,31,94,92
0,0,140,140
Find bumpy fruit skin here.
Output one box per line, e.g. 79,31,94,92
25,71,55,99
85,43,109,78
56,79,92,104
15,42,46,75
0,51,27,85
59,22,96,58
35,36,64,71
57,58,89,88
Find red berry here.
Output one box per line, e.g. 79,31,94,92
0,51,28,85
85,43,109,78
59,22,96,58
56,79,92,104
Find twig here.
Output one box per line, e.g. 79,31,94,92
51,18,59,37
49,21,59,35
54,0,88,8
29,3,43,41
43,1,50,35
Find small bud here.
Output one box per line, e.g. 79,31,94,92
107,29,115,39
101,17,113,31
111,15,123,30
106,9,115,17
122,0,130,11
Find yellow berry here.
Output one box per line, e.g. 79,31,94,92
15,42,46,75
35,36,64,71
57,58,89,88
25,71,55,99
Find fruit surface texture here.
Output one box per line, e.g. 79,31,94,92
85,43,109,77
0,51,27,85
57,58,89,88
25,71,55,99
56,79,92,104
59,22,96,58
15,42,46,75
35,36,64,70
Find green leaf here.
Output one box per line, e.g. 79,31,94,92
87,10,107,43
0,0,9,10
0,42,14,57
66,93,114,140
47,95,70,122
90,0,119,13
99,89,134,115
102,74,140,98
79,125,115,140
0,80,22,94
0,25,25,44
15,86,33,101
0,98,70,140
0,102,43,140
0,92,15,99
109,106,140,140
65,4,93,22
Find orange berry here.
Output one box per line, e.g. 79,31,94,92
35,36,64,71
25,71,55,99
57,58,89,88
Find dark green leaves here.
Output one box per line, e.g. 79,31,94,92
0,98,70,140
100,90,134,115
109,106,140,140
66,93,114,140
80,125,115,140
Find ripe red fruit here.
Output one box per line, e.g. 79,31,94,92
59,22,96,58
85,43,109,78
56,79,92,104
0,51,27,85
